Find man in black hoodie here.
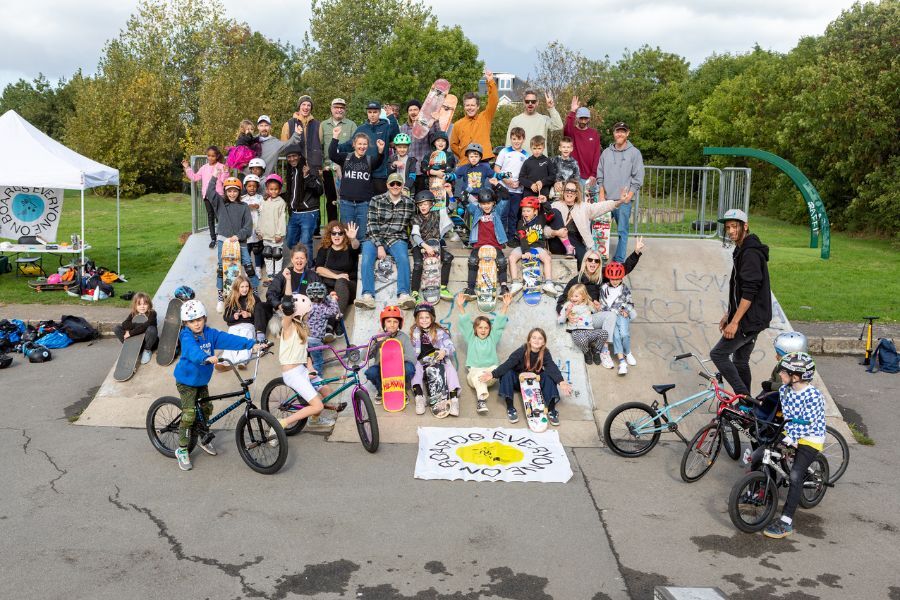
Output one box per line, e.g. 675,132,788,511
710,209,772,396
283,144,323,257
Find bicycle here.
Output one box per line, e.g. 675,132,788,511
603,353,742,458
146,343,289,475
261,334,382,453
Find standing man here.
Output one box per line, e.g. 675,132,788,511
564,96,601,201
597,122,644,263
450,69,499,163
710,209,772,396
340,101,399,196
280,95,323,170
256,115,304,177
400,99,439,164
321,98,356,225
505,89,563,147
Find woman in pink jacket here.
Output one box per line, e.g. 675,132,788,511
183,146,229,248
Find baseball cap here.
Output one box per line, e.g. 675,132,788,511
366,101,382,110
613,121,629,131
576,107,591,119
718,208,748,224
331,98,347,107
257,115,271,124
387,173,404,186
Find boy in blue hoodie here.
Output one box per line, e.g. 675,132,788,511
453,143,498,200
173,299,263,471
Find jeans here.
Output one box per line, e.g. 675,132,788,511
361,239,411,297
309,336,324,376
323,171,339,223
613,315,631,355
610,201,632,263
216,240,260,291
504,191,523,242
498,370,560,406
710,330,759,396
287,210,320,252
365,362,416,391
340,200,370,241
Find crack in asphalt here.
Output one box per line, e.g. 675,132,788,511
37,449,66,494
1,427,32,454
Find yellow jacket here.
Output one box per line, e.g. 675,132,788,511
450,78,499,161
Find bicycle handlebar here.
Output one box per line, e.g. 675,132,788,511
674,353,692,361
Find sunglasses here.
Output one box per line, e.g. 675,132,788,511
388,182,403,187
330,231,345,236
585,257,601,264
524,100,537,105
564,188,578,193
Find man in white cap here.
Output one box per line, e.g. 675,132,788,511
321,98,357,224
710,208,772,396
256,115,303,177
564,96,602,200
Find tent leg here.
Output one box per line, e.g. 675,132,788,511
116,185,121,275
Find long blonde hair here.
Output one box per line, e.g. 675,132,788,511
578,250,604,284
237,119,254,137
224,275,255,313
284,314,310,343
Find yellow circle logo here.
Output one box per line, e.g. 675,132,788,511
456,441,524,466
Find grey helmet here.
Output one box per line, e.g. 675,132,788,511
464,142,483,157
774,331,808,358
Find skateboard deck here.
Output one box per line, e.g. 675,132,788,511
156,298,183,366
591,212,611,260
421,239,441,304
113,314,147,382
413,79,450,139
375,256,395,283
422,352,450,418
521,248,542,306
438,94,457,132
27,278,78,293
222,239,242,290
379,338,406,412
475,245,498,313
519,372,549,432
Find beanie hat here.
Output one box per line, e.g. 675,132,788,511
297,94,313,109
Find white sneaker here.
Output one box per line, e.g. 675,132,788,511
617,361,628,375
175,447,192,471
268,423,281,447
449,395,460,417
600,351,615,369
140,349,152,364
398,293,416,310
476,399,488,414
626,353,637,366
415,395,426,415
541,281,558,295
508,281,524,295
354,294,376,309
216,300,224,313
742,448,753,466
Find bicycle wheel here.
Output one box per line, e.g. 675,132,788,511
728,471,778,533
822,425,849,484
680,422,722,483
235,409,288,474
146,396,196,458
799,454,830,509
353,387,379,453
603,402,662,457
260,377,308,436
722,421,741,460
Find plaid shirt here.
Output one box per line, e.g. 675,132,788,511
367,191,414,248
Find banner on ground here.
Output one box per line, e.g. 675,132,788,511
415,427,572,483
0,186,64,242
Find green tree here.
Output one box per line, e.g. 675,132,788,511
0,74,78,140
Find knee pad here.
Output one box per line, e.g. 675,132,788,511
441,250,454,265
496,254,509,269
273,246,284,261
262,246,273,259
467,254,479,268
243,262,256,278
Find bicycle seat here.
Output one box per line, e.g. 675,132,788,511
652,384,676,395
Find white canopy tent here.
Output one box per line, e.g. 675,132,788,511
0,110,121,272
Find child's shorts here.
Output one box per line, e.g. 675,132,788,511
282,364,318,402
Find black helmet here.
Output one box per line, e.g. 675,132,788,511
415,190,436,204
174,286,195,301
306,281,327,302
22,342,52,363
414,302,436,318
476,187,495,204
778,351,815,381
0,353,12,369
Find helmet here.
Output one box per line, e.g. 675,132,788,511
414,303,435,318
22,342,51,363
393,133,411,145
173,286,195,301
414,190,435,204
779,351,816,381
248,158,266,170
223,177,243,192
180,299,207,321
774,331,808,358
0,353,12,369
306,281,327,302
464,142,483,157
604,262,626,280
520,196,541,210
243,174,261,186
380,305,404,329
287,294,312,318
476,187,495,204
265,173,284,188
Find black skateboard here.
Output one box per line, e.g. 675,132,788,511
113,314,147,382
156,298,183,366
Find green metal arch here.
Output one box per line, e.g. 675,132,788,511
703,147,830,259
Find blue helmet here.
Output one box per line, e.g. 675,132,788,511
174,286,195,301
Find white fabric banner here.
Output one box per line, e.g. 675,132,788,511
0,186,64,242
415,427,573,483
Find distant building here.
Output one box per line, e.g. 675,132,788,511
478,72,530,106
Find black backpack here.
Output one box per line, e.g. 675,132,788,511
59,315,100,342
867,338,899,374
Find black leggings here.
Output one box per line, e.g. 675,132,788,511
783,444,819,521
411,245,453,291
203,199,217,240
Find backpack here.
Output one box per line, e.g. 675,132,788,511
867,338,899,374
36,330,72,349
59,315,100,342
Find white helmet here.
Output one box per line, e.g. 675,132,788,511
243,174,261,186
248,158,266,170
288,294,312,318
774,331,808,358
180,299,207,321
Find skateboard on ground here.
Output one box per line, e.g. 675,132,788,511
521,248,543,306
519,372,549,433
421,351,450,418
27,277,79,293
156,298,183,366
475,245,498,313
221,239,242,290
113,314,147,382
421,239,441,304
379,337,406,412
438,94,457,132
591,212,612,261
413,79,451,139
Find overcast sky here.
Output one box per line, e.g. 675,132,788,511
0,0,860,90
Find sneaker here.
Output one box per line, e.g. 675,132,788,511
591,350,603,365
209,241,216,249
354,294,376,309
198,435,217,456
584,352,594,366
322,331,336,344
618,361,628,375
374,392,382,405
509,281,524,295
741,448,753,466
449,395,460,417
175,447,192,471
541,281,558,295
548,409,560,426
462,288,476,300
411,291,421,303
415,395,426,415
763,520,794,539
216,300,224,314
268,423,281,447
600,351,615,369
626,353,637,366
398,293,416,309
566,246,577,257
506,406,519,424
440,286,453,301
476,399,488,414
140,349,152,364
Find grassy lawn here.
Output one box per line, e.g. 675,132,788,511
1,191,191,306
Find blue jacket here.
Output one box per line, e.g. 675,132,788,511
339,116,400,179
453,162,496,198
467,197,508,246
174,326,256,387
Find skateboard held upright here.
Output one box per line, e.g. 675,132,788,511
591,213,611,261
379,338,406,412
521,248,543,306
420,239,442,304
475,246,498,313
113,314,148,382
519,372,549,433
412,79,451,139
221,239,242,290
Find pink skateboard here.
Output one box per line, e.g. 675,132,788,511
379,338,406,412
412,79,451,139
438,94,457,132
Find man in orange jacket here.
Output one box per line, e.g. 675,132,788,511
450,69,499,163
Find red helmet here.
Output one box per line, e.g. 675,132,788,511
380,305,403,329
520,196,541,210
604,262,626,280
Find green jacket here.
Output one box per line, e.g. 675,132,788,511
460,313,507,368
321,117,357,170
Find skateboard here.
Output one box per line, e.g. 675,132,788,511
421,351,450,418
421,239,441,304
475,245,498,313
412,79,451,139
27,277,78,293
375,256,395,283
519,372,549,433
156,297,183,366
113,314,148,382
521,248,543,306
438,94,457,132
221,239,242,290
591,212,612,260
379,337,406,412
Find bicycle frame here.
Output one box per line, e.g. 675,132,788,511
195,345,271,429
